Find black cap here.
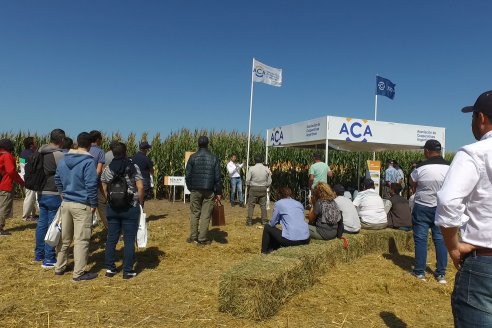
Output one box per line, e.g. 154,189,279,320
139,141,151,150
333,184,345,196
363,178,375,189
423,139,442,151
462,90,492,115
313,152,322,160
198,136,209,147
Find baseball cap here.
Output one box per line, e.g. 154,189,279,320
333,184,345,196
139,141,151,150
462,90,492,115
423,139,442,151
363,178,375,189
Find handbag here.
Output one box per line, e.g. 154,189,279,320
137,205,148,248
212,200,226,226
44,208,62,247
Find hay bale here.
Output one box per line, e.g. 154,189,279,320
219,229,415,320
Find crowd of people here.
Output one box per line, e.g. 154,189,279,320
1,90,491,325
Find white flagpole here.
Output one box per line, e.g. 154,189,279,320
245,58,255,202
373,76,379,161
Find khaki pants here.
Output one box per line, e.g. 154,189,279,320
189,190,215,242
96,188,108,229
0,190,13,229
360,220,387,230
247,186,268,221
55,201,93,278
22,188,38,219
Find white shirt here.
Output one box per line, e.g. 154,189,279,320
352,189,387,224
436,131,492,248
410,157,449,207
335,196,361,232
227,160,243,178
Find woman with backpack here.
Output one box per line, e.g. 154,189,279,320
261,186,310,255
101,142,144,279
307,182,343,240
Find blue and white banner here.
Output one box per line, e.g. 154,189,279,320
253,59,282,87
375,76,396,99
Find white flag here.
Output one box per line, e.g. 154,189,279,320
252,59,282,87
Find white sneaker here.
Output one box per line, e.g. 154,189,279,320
435,275,447,284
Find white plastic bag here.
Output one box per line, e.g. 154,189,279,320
136,205,147,249
45,208,62,247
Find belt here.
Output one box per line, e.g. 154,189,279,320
467,248,492,258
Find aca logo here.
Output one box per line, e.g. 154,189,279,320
270,128,283,146
338,118,373,142
254,65,265,78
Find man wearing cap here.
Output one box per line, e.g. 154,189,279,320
409,139,449,283
132,141,154,202
185,136,222,245
352,178,387,230
308,152,333,190
436,90,492,326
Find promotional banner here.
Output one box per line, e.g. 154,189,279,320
253,59,282,87
367,160,381,194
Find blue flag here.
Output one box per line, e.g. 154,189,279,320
375,76,396,100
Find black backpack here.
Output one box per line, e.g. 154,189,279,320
24,152,47,191
107,160,134,209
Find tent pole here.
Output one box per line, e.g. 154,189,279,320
266,129,270,210
245,58,255,203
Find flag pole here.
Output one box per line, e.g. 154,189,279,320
245,58,255,202
373,75,378,160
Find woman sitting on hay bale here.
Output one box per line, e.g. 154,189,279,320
307,182,344,240
261,186,310,255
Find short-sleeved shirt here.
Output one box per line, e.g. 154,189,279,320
385,166,399,184
410,156,449,207
89,145,105,167
132,151,153,189
352,189,387,224
334,195,361,232
309,161,330,189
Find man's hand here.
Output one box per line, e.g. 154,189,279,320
215,195,222,203
91,208,97,214
449,242,477,270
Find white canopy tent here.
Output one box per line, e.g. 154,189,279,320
265,115,446,162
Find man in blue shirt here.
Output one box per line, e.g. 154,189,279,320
132,141,154,204
89,130,107,229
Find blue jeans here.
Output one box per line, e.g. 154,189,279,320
35,194,62,262
452,254,492,327
230,177,244,204
412,203,448,276
105,205,139,273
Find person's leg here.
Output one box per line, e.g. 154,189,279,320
246,189,256,225
35,194,49,260
230,178,237,204
121,206,139,273
261,224,283,253
452,255,492,327
198,191,214,242
412,203,430,276
0,191,12,232
308,225,324,240
97,188,108,229
105,206,121,272
55,202,74,274
22,188,37,219
237,178,244,205
71,202,92,279
43,195,62,265
258,189,267,224
429,211,448,277
189,191,202,241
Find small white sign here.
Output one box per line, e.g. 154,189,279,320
164,176,185,186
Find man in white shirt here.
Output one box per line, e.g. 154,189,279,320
436,90,492,326
352,179,387,230
226,154,244,207
409,139,449,283
333,184,360,233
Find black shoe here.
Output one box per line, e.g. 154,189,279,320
240,203,246,208
55,270,65,276
246,220,253,226
197,239,212,246
0,230,11,236
231,202,236,207
186,237,198,244
73,272,98,282
123,271,137,280
105,269,118,278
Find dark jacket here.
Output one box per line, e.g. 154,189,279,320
387,194,412,228
39,144,64,194
185,147,222,195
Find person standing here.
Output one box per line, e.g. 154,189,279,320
104,140,118,168
89,130,107,229
308,152,333,190
35,128,65,268
384,160,401,198
102,142,144,279
0,139,25,235
245,155,272,226
409,139,449,283
227,154,244,207
132,141,154,203
19,137,38,221
436,90,492,326
54,132,99,281
185,136,222,245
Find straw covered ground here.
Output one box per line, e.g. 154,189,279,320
1,199,455,327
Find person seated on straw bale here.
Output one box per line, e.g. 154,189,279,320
333,184,360,234
261,186,310,255
353,178,387,230
307,182,343,240
386,183,412,231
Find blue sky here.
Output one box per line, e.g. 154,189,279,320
1,1,491,151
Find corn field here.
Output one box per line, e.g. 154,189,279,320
1,130,454,201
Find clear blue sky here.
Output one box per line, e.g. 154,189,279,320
1,1,491,151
